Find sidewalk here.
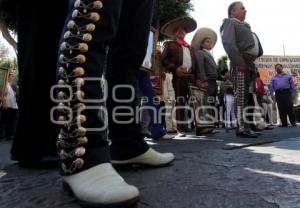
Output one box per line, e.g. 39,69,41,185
1,126,300,208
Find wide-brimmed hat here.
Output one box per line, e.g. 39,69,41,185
161,16,197,38
191,27,217,50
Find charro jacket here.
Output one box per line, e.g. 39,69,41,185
194,49,218,81
220,18,263,67
161,41,196,82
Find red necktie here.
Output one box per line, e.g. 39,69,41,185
176,38,190,48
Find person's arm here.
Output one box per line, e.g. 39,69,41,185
288,75,296,93
220,19,245,68
256,78,264,96
194,50,208,91
194,50,207,81
1,85,8,109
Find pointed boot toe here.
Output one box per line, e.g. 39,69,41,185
63,163,139,207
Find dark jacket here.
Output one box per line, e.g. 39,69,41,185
161,41,196,82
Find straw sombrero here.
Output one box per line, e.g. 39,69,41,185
161,16,197,38
191,27,217,50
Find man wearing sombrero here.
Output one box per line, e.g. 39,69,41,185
161,16,197,137
191,27,219,135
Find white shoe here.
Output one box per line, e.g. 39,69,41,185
63,163,139,207
111,148,175,167
211,129,220,134
177,132,186,137
160,133,175,140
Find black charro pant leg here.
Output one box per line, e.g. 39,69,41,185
56,0,125,175
106,0,154,160
10,1,68,162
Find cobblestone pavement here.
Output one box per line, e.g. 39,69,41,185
1,126,300,208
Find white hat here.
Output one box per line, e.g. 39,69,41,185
191,27,217,50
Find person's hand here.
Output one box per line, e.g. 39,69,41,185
196,80,208,91
175,67,187,77
161,72,166,80
237,64,246,73
271,96,275,102
1,100,7,110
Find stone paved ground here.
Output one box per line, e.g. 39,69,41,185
1,126,300,208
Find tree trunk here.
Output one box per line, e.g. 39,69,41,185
0,20,17,54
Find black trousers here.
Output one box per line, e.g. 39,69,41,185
275,89,296,125
0,108,18,139
173,77,190,132
207,79,218,126
106,0,153,160
10,1,69,162
56,0,153,175
247,93,256,130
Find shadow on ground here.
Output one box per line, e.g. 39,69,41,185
0,126,300,208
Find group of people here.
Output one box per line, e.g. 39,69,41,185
156,1,266,138
133,1,298,142
0,0,298,207
160,17,219,137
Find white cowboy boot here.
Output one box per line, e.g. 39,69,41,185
63,163,139,207
112,148,175,167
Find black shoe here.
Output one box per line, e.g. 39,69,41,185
236,131,258,138
142,132,152,138
249,129,261,135
250,126,262,131
264,125,275,130
196,127,214,136
5,136,14,140
291,123,297,127
278,124,288,127
17,155,59,169
211,129,220,134
167,129,177,134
